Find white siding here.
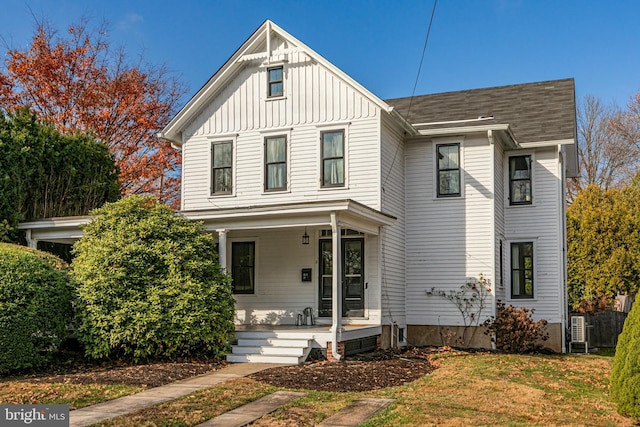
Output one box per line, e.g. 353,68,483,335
380,115,406,326
180,49,382,211
504,146,563,323
405,135,494,326
229,228,381,325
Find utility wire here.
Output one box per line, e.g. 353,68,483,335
383,0,437,190
406,0,438,123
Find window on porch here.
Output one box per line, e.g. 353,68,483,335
232,241,255,294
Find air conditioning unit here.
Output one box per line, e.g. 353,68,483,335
569,315,588,353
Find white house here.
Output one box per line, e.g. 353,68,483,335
20,20,577,363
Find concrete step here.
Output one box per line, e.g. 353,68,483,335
237,337,312,347
231,345,306,356
235,330,315,340
226,353,304,364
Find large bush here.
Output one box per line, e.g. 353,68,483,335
611,300,640,421
482,302,549,353
72,196,234,361
0,243,73,374
0,109,120,242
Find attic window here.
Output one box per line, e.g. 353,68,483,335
267,66,283,97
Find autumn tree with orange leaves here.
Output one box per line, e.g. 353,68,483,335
0,20,186,207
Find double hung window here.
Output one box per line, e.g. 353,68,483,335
509,155,532,205
267,66,283,97
265,136,287,191
321,130,345,187
232,242,255,294
511,242,534,299
436,143,461,197
211,141,232,195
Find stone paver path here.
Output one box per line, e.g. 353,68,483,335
69,363,282,427
196,391,306,427
317,398,394,427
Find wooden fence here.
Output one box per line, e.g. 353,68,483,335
582,311,628,348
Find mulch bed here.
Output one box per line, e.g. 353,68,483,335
5,347,441,392
11,360,227,388
249,347,439,392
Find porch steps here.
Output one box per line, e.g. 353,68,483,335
227,330,314,365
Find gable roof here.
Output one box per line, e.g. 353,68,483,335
385,78,577,145
159,20,411,145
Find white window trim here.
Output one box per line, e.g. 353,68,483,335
505,150,535,208
506,239,537,302
208,135,237,198
229,237,259,297
432,136,464,200
317,124,350,190
265,63,286,100
261,129,292,194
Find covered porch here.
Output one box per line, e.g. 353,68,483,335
182,199,396,362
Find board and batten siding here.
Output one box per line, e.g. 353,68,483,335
405,135,494,326
504,146,563,323
380,114,406,327
180,47,383,211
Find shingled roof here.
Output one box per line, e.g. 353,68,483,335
385,78,576,144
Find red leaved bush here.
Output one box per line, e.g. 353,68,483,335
483,301,549,353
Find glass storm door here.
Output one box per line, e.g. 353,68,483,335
319,238,365,317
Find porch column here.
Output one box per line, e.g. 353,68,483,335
216,229,227,271
330,212,343,360
25,229,38,249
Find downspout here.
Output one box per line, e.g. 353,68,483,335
558,144,568,353
330,212,342,361
488,130,498,330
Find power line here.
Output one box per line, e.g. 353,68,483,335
406,0,438,123
382,0,437,190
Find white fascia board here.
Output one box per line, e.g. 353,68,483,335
17,216,92,230
519,138,575,148
161,20,403,145
160,22,270,144
416,124,511,137
181,199,395,232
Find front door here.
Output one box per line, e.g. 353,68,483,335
319,238,364,317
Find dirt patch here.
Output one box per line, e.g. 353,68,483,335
249,347,438,392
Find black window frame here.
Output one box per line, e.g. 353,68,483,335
509,155,532,205
211,141,233,195
264,135,287,191
511,242,534,299
436,143,461,197
232,241,255,295
267,66,283,98
321,129,345,188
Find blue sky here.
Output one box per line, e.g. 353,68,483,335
1,0,639,110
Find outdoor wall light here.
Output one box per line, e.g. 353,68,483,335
302,227,310,245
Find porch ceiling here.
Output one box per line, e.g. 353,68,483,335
180,199,396,235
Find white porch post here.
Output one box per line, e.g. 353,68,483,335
330,212,342,360
25,229,38,249
216,229,227,271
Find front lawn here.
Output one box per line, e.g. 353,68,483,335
34,351,629,427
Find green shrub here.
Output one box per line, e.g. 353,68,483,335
482,301,549,353
0,243,73,374
611,300,640,421
72,196,235,361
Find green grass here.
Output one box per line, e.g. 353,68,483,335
0,352,632,426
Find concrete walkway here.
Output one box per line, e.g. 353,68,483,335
317,398,395,427
69,363,282,427
196,391,306,427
